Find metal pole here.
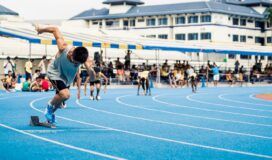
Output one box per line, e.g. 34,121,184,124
29,43,32,59
104,47,107,64
156,49,161,86
45,45,48,57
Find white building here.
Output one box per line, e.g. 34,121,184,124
65,0,272,65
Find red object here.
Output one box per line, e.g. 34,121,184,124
41,80,49,91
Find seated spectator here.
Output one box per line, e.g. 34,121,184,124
169,69,177,88
175,69,185,87
22,78,31,92
225,70,234,86
161,66,169,81
124,69,131,83
41,77,51,92
162,60,169,69
130,65,138,81
32,69,41,82
30,76,42,92
1,70,15,92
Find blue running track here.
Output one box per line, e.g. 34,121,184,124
0,86,272,160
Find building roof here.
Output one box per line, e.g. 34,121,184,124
103,0,144,5
226,0,272,6
0,5,19,16
71,8,109,20
71,1,264,20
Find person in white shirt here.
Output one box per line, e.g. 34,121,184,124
38,55,47,76
186,65,197,93
3,56,14,76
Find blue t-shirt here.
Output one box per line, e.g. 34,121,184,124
212,67,219,75
47,46,80,85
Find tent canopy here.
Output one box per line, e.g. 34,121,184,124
0,23,272,57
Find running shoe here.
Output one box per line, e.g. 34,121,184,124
44,103,54,123
96,96,101,101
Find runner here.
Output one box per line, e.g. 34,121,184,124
35,25,94,127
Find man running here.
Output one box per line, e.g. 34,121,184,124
83,63,108,101
35,25,94,127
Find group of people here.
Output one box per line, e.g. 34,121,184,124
1,55,49,92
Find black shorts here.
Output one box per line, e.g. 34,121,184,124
3,83,11,89
49,79,70,94
189,76,196,81
90,80,101,86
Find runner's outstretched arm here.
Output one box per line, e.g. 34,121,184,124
34,25,66,52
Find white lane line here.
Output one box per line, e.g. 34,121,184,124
218,94,272,107
185,94,272,119
30,97,272,159
76,99,272,140
117,95,272,127
0,94,125,160
250,94,272,103
0,123,125,160
0,93,45,100
23,129,112,134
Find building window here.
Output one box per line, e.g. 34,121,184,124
130,19,136,27
138,18,145,22
147,18,156,26
106,20,119,28
92,21,99,25
240,19,246,26
176,16,185,24
267,22,271,28
201,32,211,40
255,21,264,28
240,35,246,42
158,18,168,25
248,36,253,39
255,37,264,44
175,34,186,40
228,54,235,59
240,55,251,60
233,35,239,42
267,37,272,43
233,18,239,25
188,16,198,23
188,33,198,40
260,56,265,60
268,56,272,60
247,19,253,23
146,35,156,38
201,15,211,23
158,34,168,39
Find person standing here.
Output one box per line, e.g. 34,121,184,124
25,59,34,81
234,60,240,74
3,56,14,76
186,65,197,93
211,63,220,87
124,50,131,70
38,55,47,77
